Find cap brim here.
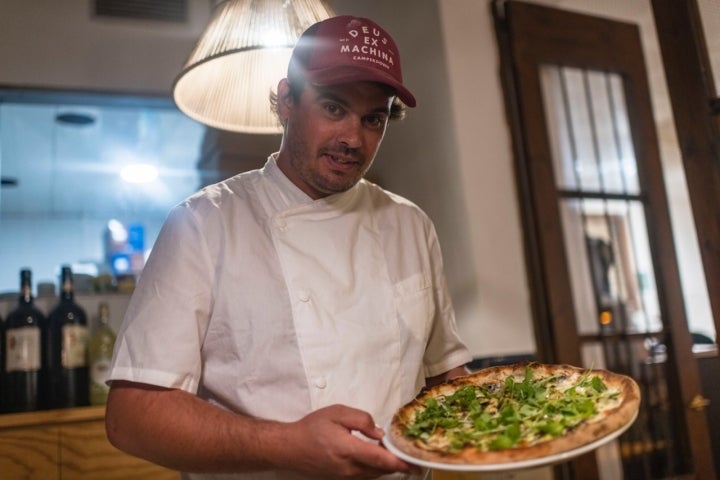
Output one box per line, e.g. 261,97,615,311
304,66,417,108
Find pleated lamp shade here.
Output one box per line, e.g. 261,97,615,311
173,0,334,134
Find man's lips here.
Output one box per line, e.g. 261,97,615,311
323,151,361,169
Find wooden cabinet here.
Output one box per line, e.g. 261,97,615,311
0,406,178,480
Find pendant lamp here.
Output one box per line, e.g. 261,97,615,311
173,0,334,134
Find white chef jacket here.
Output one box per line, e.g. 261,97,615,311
109,155,472,480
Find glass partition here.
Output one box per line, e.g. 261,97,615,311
0,90,206,294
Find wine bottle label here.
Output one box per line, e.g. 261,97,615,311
62,324,89,368
5,326,41,372
90,357,112,386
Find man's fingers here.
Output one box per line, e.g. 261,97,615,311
347,434,417,474
327,404,383,439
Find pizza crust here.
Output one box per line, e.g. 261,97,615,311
388,363,640,465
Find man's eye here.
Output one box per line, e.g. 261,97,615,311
324,103,343,116
364,115,387,129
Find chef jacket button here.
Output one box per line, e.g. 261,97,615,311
314,376,327,389
275,217,286,228
298,290,310,302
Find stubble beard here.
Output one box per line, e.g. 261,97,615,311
287,135,371,197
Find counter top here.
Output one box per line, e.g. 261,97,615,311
0,405,105,430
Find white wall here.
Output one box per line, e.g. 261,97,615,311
437,0,536,355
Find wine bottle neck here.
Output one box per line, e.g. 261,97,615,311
98,304,110,325
19,285,33,305
19,269,33,305
60,267,75,300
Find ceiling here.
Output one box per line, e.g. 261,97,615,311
0,91,207,221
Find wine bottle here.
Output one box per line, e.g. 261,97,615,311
46,266,89,408
3,269,46,413
88,302,116,405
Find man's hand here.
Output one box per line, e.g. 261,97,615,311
281,404,418,479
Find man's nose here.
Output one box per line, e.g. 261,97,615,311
336,116,362,149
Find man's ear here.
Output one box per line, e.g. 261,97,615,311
276,78,293,121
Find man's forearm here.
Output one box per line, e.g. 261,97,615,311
106,380,417,477
106,381,286,473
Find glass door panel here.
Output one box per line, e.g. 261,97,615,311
543,67,639,195
559,198,661,336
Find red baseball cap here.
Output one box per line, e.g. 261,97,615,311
288,15,417,108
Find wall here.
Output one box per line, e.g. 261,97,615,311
436,0,536,355
0,0,211,95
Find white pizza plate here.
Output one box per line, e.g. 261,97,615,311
383,409,638,472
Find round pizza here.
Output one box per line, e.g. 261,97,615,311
388,362,640,465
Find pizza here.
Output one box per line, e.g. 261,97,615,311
388,362,640,465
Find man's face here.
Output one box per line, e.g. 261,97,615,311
276,80,394,199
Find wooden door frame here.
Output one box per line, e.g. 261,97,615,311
651,0,720,349
492,1,716,478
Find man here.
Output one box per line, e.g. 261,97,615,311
105,15,471,480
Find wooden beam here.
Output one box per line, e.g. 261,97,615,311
651,0,720,346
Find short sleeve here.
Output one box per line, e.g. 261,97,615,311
108,204,214,393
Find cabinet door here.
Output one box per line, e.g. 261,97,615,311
0,425,59,479
60,420,178,480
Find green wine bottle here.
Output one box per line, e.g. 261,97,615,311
88,302,116,405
